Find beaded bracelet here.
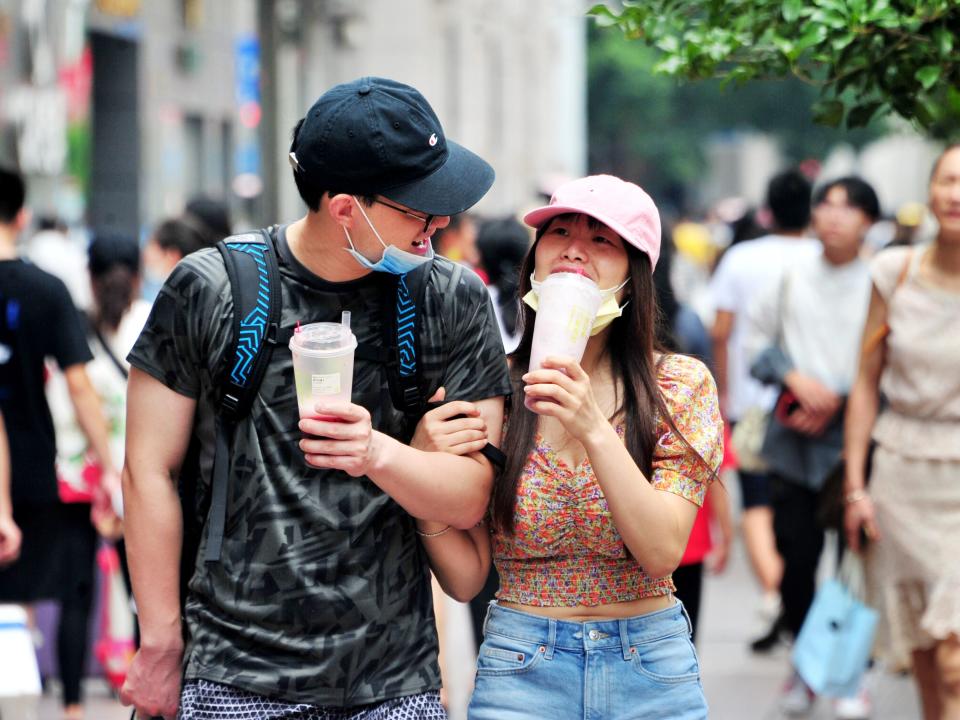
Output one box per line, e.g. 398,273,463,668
415,525,452,538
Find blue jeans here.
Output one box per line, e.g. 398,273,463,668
468,601,707,720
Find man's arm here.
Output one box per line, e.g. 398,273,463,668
118,367,196,720
709,309,733,411
0,411,22,565
299,395,504,529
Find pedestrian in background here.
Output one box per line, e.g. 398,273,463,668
709,168,819,651
845,144,960,720
655,231,732,643
476,215,529,354
748,176,880,717
140,216,213,300
415,174,723,719
0,165,118,720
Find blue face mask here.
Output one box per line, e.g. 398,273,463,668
343,197,435,275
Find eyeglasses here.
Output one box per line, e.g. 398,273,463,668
372,198,435,233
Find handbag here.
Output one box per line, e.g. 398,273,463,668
730,404,769,473
93,544,135,691
792,554,878,698
735,267,796,474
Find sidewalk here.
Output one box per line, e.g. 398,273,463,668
697,543,919,719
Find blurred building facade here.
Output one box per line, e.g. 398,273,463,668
0,0,587,239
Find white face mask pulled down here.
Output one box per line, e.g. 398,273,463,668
521,274,630,336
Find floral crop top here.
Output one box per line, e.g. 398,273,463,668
493,354,723,607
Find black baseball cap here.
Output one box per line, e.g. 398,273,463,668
289,77,495,216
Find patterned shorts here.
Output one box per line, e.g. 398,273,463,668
178,679,447,720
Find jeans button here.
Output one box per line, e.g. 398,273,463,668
588,629,599,641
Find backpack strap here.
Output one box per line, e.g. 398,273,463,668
372,261,435,435
204,227,282,563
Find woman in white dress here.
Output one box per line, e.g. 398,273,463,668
844,144,960,720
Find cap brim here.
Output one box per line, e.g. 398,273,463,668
380,140,495,216
523,204,638,253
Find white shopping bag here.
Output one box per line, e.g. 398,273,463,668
0,604,42,697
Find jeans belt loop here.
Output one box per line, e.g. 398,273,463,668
618,619,633,660
543,618,556,660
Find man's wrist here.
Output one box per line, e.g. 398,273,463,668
366,430,394,478
139,617,184,652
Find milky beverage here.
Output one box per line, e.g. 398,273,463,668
528,272,603,372
289,314,358,420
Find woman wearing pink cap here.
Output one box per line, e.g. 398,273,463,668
413,175,722,718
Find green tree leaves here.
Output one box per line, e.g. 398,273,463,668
588,0,960,137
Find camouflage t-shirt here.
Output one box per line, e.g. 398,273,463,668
127,226,511,706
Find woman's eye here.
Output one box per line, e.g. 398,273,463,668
550,226,569,236
593,235,612,244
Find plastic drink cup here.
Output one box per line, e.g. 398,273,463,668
289,319,358,421
528,272,603,372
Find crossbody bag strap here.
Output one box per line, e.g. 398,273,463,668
862,248,914,355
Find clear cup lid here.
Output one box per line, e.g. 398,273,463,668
289,322,358,356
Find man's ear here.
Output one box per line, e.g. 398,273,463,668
14,208,30,233
327,194,355,229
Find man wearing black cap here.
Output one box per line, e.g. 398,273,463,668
121,78,510,719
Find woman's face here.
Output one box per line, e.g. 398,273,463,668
533,214,630,297
930,147,960,242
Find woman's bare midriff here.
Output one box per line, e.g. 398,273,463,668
499,593,674,622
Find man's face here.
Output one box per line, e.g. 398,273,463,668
351,197,450,260
812,186,871,257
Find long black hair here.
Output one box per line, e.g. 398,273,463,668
88,235,141,332
492,215,714,534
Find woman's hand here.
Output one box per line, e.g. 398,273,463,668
521,356,606,442
844,494,881,553
410,387,488,456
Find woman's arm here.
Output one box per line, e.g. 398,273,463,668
409,389,495,601
843,286,887,552
581,421,699,579
419,524,492,603
523,357,710,579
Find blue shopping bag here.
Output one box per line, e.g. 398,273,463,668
792,577,878,698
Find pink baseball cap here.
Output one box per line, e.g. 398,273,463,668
523,174,662,268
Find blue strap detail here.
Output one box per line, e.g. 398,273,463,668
396,273,416,378
0,622,27,631
226,242,271,387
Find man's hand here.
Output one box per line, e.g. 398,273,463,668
784,371,842,417
299,401,378,477
783,407,835,437
411,387,488,456
119,643,184,720
0,513,22,566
